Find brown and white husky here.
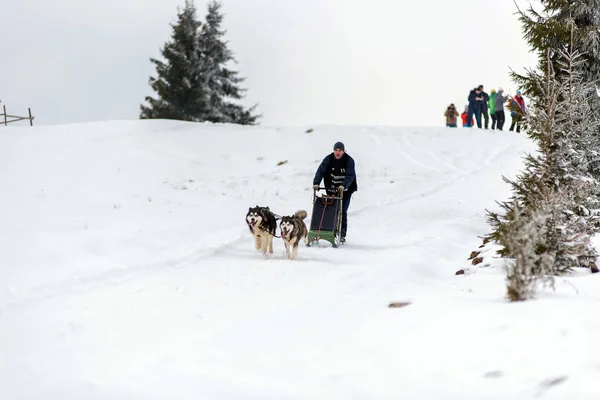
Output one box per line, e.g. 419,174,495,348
279,210,308,260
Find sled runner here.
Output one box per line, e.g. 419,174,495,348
306,187,343,248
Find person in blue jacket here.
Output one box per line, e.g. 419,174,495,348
312,141,358,243
467,85,484,128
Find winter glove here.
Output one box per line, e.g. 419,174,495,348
313,184,320,190
338,185,345,192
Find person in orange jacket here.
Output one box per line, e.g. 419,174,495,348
461,105,475,127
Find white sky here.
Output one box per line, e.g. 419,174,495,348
2,0,537,127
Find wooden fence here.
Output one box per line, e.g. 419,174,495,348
0,104,35,126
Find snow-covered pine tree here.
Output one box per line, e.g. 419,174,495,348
140,0,208,121
504,203,557,301
512,1,600,110
198,0,260,125
485,46,600,288
511,1,600,181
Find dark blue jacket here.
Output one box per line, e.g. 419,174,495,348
313,152,358,194
468,89,482,111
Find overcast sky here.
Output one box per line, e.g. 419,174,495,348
2,0,537,127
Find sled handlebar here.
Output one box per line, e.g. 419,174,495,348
313,186,344,201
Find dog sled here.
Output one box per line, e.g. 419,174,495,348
307,187,344,248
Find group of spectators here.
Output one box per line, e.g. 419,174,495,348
444,85,527,132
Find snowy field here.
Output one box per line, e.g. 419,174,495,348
1,120,600,399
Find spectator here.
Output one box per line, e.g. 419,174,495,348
467,86,484,128
488,89,496,130
494,88,508,131
461,105,475,128
509,90,526,132
444,104,459,127
480,85,490,129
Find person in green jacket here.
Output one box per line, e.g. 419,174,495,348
488,89,497,130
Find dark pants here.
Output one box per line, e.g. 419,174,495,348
341,192,352,236
446,123,457,128
481,107,489,129
491,112,497,129
495,110,505,130
468,106,482,128
509,116,523,132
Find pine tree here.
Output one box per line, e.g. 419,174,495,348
485,46,600,288
504,204,556,301
197,0,260,124
512,1,600,109
469,5,600,297
140,0,208,121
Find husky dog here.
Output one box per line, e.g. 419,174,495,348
279,210,309,260
246,206,277,255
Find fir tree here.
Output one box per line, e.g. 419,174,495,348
470,5,600,299
485,46,600,287
198,0,260,124
504,204,556,301
140,0,208,121
512,1,600,109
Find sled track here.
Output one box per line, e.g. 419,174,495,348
351,137,513,216
3,230,250,309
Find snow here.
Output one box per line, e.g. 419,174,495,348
1,120,600,399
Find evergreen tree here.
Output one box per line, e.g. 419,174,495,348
197,0,260,124
513,3,600,184
140,0,208,121
504,204,557,301
512,1,600,109
469,5,600,299
486,47,600,287
140,0,259,124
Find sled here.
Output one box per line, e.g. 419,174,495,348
306,187,344,248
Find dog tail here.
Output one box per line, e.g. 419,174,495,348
295,210,308,220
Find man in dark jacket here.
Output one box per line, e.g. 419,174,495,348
480,86,490,129
467,86,484,128
312,141,357,243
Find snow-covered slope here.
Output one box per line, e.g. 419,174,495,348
1,121,599,399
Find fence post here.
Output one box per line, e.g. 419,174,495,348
3,105,6,126
28,108,33,126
